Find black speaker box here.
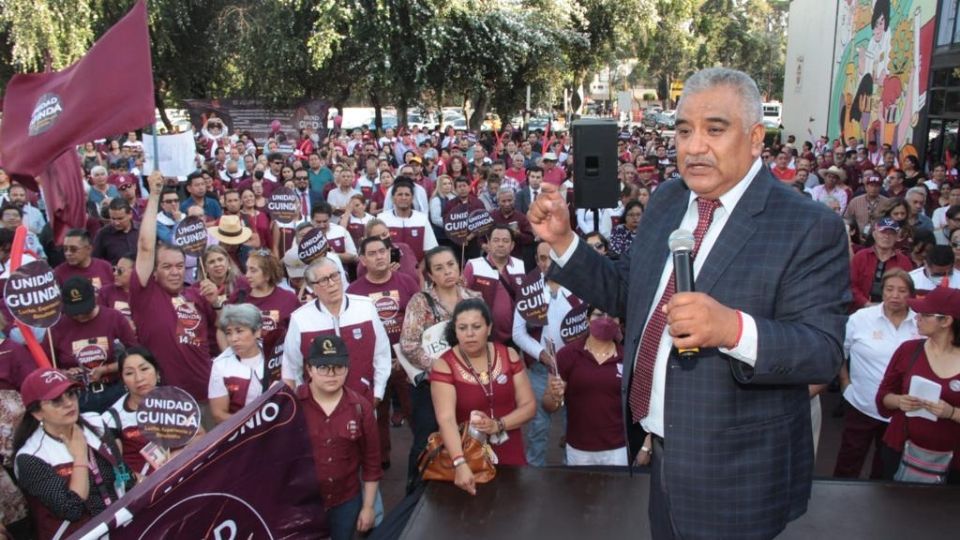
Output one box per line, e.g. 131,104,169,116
572,119,619,209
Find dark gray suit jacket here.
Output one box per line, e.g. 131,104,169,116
550,167,850,539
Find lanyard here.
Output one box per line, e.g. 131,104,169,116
86,446,113,506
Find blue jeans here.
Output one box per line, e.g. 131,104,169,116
524,362,565,467
327,493,362,540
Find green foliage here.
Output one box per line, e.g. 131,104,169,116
0,0,787,118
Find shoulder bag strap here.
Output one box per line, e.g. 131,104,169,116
902,339,927,441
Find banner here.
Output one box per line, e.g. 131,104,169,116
183,99,329,147
0,0,154,185
70,385,327,539
142,130,199,177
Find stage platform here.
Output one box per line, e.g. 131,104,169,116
396,467,960,539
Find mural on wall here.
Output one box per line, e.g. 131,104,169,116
829,0,936,160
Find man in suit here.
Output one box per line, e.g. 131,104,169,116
529,67,850,540
515,166,544,215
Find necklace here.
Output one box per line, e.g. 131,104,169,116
456,344,495,416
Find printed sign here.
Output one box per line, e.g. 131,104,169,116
172,216,208,255
298,227,329,264
72,385,328,539
468,208,495,237
560,303,590,344
267,187,300,224
442,203,471,246
517,272,548,326
138,386,201,449
3,260,61,328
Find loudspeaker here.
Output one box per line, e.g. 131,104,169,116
572,119,619,209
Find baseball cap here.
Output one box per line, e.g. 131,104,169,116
864,175,882,184
908,286,960,319
306,335,350,367
542,152,558,161
874,217,900,232
20,368,81,408
61,277,96,317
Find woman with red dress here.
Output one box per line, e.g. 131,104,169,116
876,287,960,483
430,298,535,495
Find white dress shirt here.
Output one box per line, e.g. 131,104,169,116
552,158,763,437
843,304,918,420
908,267,960,290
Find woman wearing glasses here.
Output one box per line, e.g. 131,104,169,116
13,368,130,539
876,287,960,483
608,200,644,257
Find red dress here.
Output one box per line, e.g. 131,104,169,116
431,343,527,466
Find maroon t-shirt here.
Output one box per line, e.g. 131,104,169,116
97,284,130,321
50,307,137,382
346,272,420,345
232,286,301,350
130,274,216,402
556,337,625,452
53,258,115,293
0,339,37,390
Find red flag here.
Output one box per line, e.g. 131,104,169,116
39,151,87,243
0,0,154,186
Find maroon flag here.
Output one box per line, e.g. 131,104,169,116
0,0,154,184
70,384,328,539
39,151,87,243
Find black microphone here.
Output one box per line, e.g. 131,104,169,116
668,229,698,357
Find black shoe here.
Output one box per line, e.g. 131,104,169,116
381,460,391,470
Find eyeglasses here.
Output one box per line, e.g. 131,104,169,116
917,313,947,320
162,198,180,204
951,241,960,248
308,272,340,287
119,184,134,190
295,176,308,180
47,388,79,408
312,365,347,376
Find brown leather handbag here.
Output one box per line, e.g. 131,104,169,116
417,424,497,483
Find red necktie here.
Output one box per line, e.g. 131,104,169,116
300,191,308,215
629,198,721,423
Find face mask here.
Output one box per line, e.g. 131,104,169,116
589,317,621,342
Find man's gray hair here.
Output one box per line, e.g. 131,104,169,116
305,257,339,283
679,68,763,129
90,165,107,176
218,303,263,332
906,187,927,200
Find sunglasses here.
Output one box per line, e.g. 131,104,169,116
119,184,134,190
162,198,180,204
951,241,960,248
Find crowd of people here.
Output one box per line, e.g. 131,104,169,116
0,110,958,539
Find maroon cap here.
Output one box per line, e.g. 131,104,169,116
20,368,80,408
908,287,960,319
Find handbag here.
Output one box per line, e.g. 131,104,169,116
892,340,955,484
417,423,497,483
894,440,953,484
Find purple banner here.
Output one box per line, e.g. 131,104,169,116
70,385,326,539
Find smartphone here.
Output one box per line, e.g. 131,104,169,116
390,247,401,264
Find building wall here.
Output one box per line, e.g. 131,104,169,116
827,0,937,159
783,0,839,145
